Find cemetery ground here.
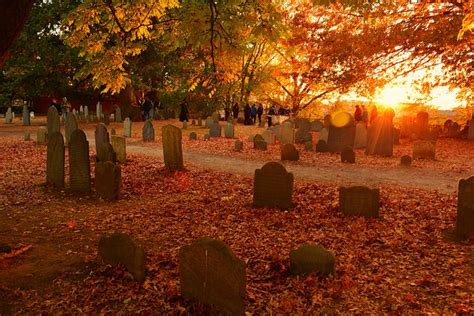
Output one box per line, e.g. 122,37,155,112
0,118,473,314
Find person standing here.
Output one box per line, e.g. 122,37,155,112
267,104,276,127
179,99,189,122
251,104,257,124
257,103,264,124
232,102,239,122
361,105,369,125
244,103,252,125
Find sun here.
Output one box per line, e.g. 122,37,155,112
374,86,409,108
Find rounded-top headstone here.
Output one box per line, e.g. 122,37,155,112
290,244,335,276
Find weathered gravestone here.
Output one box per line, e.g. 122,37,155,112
46,132,65,187
341,147,355,163
224,123,234,139
179,238,246,316
95,161,121,200
262,130,275,145
366,115,394,156
327,112,356,153
400,155,412,167
142,120,155,142
162,124,184,171
281,143,299,161
189,132,197,141
47,106,60,139
295,128,312,144
69,129,91,193
304,141,313,151
455,177,474,239
280,121,294,144
123,117,132,137
339,186,380,217
111,135,126,163
248,134,256,142
354,122,367,149
253,162,293,209
209,122,222,138
205,116,213,128
318,128,329,143
84,106,89,121
5,107,12,124
182,121,188,130
98,233,145,281
197,118,202,127
95,123,115,162
65,112,78,145
191,119,196,125
24,131,30,141
253,134,267,151
413,140,435,160
414,111,430,140
234,140,243,151
102,110,110,125
289,244,335,276
295,118,311,130
316,140,329,153
115,107,122,123
22,105,30,126
37,127,47,144
310,120,324,132
96,102,102,120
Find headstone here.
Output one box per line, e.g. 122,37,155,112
339,186,379,217
24,131,30,141
162,125,184,171
253,134,267,150
304,141,313,151
98,233,145,281
95,161,121,200
310,120,324,132
262,130,275,145
234,140,243,151
95,123,111,162
115,107,122,123
400,155,412,167
197,118,202,127
212,112,220,122
111,135,126,163
456,177,474,239
12,112,15,121
205,116,213,128
179,238,246,315
280,121,294,144
65,112,78,145
316,140,329,153
142,120,155,142
79,105,84,115
182,121,188,130
413,140,435,160
84,106,89,121
414,111,430,140
341,147,355,163
318,128,329,143
5,107,12,124
224,123,234,139
281,143,299,161
69,129,91,193
289,244,335,276
209,122,222,138
366,116,394,156
46,132,65,187
37,127,47,144
354,122,367,149
295,118,311,130
47,106,60,138
96,102,102,120
248,134,255,142
97,142,117,164
253,162,293,209
123,118,131,137
103,110,110,125
327,112,356,153
295,128,312,144
22,105,30,126
189,132,197,141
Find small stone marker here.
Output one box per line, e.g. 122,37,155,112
191,119,196,125
95,161,121,200
400,155,412,167
316,140,329,153
253,162,293,209
69,129,91,193
189,132,197,141
455,177,474,239
253,134,267,150
123,117,132,137
98,233,145,281
46,132,65,187
111,135,126,163
179,238,246,316
22,105,30,126
65,112,78,145
413,140,435,160
289,244,335,276
37,127,47,144
341,147,355,163
339,186,380,217
234,140,243,151
281,143,299,161
24,131,30,141
209,122,222,138
162,124,184,171
47,106,60,138
142,119,155,142
224,123,234,138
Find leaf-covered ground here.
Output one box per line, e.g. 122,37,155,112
0,136,472,314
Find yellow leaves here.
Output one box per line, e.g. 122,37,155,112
458,12,474,40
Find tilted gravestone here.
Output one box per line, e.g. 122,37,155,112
310,120,324,132
69,129,91,193
341,147,355,163
37,127,47,144
47,106,60,139
179,238,246,316
455,177,474,239
111,135,126,163
224,123,234,139
234,140,243,151
123,117,132,137
327,112,356,153
339,186,379,217
95,161,121,200
142,120,155,142
253,134,267,151
281,143,299,161
366,116,394,156
209,122,222,138
253,162,293,209
354,122,367,149
289,244,335,276
65,112,78,145
162,124,184,171
280,121,294,144
46,132,65,187
98,233,146,281
95,123,115,162
115,107,122,123
22,105,30,126
262,130,275,145
189,132,197,141
413,140,435,160
316,140,329,153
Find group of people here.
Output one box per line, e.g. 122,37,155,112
354,105,379,125
225,103,264,125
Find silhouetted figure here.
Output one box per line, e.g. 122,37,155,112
268,105,276,127
179,99,189,122
244,103,252,125
251,104,257,124
232,102,239,121
257,104,264,124
354,105,362,122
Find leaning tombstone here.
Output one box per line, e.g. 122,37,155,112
179,238,246,315
253,162,293,209
95,161,121,200
189,132,197,141
37,127,47,144
455,177,474,239
327,112,356,153
98,233,146,281
69,129,91,193
339,186,379,217
413,140,435,160
341,147,356,163
224,123,234,139
289,244,335,276
65,112,78,145
46,132,65,187
162,124,184,171
111,135,126,163
234,140,243,152
209,122,222,138
253,134,267,150
123,117,132,137
22,104,30,126
281,143,299,161
47,106,60,138
142,120,155,142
